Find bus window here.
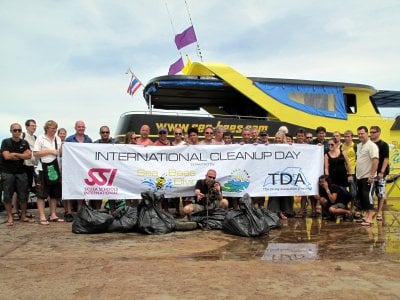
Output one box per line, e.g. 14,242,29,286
345,93,356,114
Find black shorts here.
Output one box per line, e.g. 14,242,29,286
36,171,62,199
356,178,374,210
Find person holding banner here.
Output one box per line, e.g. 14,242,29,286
267,131,294,219
33,120,64,225
182,169,229,217
136,125,153,145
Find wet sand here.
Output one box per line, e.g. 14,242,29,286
1,200,400,299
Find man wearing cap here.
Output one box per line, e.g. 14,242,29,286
136,124,153,145
259,131,269,144
153,127,172,146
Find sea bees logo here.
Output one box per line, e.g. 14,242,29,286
221,168,250,193
142,175,173,192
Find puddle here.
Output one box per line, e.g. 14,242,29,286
178,201,400,263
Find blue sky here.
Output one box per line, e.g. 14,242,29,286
1,0,399,141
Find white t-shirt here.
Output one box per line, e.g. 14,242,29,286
356,139,379,179
33,134,61,171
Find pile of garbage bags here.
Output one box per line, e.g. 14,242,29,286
72,192,280,237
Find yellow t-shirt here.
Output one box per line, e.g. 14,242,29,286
342,142,356,174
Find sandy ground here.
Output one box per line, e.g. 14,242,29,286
1,204,400,300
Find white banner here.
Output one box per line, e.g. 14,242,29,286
62,143,324,199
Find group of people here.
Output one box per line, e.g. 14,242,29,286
0,119,390,228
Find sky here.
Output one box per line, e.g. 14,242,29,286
1,0,400,141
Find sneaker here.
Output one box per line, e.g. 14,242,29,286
64,213,74,222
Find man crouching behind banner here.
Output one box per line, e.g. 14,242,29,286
183,169,229,218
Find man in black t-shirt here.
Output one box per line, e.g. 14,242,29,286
315,175,352,221
1,123,32,226
370,126,389,221
182,169,229,216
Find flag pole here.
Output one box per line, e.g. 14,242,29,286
165,1,183,59
185,0,203,62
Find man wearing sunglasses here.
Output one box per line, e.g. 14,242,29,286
171,127,185,146
94,126,119,144
182,169,229,217
1,123,32,226
199,126,216,145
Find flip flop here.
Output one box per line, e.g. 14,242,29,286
6,221,14,226
361,221,373,226
49,217,64,223
12,213,20,221
39,219,49,225
22,218,35,223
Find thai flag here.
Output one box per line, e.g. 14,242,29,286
127,74,142,96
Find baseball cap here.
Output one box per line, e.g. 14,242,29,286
158,127,168,133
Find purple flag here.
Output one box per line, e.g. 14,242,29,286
168,57,184,75
174,25,197,50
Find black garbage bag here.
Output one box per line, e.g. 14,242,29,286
223,194,269,237
260,207,281,229
107,206,138,232
137,191,176,235
189,208,227,230
72,204,114,234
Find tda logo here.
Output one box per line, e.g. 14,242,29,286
84,168,117,186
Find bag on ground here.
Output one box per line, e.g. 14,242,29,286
107,206,138,232
189,208,227,230
137,191,176,235
223,193,269,237
72,203,114,234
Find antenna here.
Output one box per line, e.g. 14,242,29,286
165,1,183,59
185,0,203,61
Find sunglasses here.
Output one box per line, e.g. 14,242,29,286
174,132,182,135
159,131,167,134
101,131,110,134
306,136,312,139
328,143,335,146
205,132,213,135
12,129,22,132
207,175,216,179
